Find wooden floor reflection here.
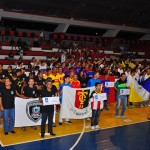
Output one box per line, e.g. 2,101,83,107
0,103,150,147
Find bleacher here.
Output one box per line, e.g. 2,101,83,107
0,30,150,70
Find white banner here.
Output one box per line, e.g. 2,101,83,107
15,97,55,127
120,89,130,95
42,97,60,106
93,93,107,101
60,86,95,119
105,82,114,87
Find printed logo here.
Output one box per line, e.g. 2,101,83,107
105,82,108,86
11,91,14,95
26,100,42,123
121,89,124,93
32,91,35,94
45,98,48,103
75,90,90,109
95,95,98,100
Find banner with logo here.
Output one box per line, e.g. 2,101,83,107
15,97,55,127
42,97,60,106
60,86,95,119
93,93,107,101
105,82,115,87
120,89,130,95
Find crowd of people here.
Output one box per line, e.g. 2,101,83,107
0,55,150,138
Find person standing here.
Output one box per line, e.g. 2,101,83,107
70,74,81,88
59,75,72,125
87,71,101,87
78,70,87,88
22,78,38,131
90,82,104,130
102,73,110,110
114,73,128,118
57,67,65,85
0,78,16,135
39,78,57,138
126,69,136,108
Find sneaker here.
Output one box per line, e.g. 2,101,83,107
91,126,95,130
65,121,72,124
53,124,57,127
87,118,90,121
4,132,8,135
41,135,44,138
95,125,100,129
56,110,59,114
131,105,136,108
59,122,62,125
104,107,109,110
10,131,16,134
31,126,37,130
116,115,120,118
125,106,128,109
22,127,26,131
120,115,126,118
140,105,144,108
145,104,150,107
50,132,56,136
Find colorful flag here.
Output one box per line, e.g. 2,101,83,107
60,86,95,119
128,78,150,102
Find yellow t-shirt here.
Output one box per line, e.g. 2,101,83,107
57,73,65,84
48,74,60,90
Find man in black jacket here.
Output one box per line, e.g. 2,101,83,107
39,78,57,138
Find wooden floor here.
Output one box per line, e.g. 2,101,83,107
0,103,150,147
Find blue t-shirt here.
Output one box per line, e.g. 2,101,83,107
74,67,81,74
87,78,101,87
59,83,71,104
87,71,94,78
102,79,110,94
83,69,87,76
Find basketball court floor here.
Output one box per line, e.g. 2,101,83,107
0,103,150,150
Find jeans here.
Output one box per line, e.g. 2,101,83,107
3,108,15,133
91,109,101,126
116,95,127,116
41,112,54,136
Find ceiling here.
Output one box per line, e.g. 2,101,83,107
3,0,150,29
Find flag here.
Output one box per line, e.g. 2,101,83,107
128,78,150,102
140,77,150,92
60,86,95,119
15,97,55,127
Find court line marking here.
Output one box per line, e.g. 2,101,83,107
128,108,149,117
0,140,4,147
69,119,85,150
1,119,149,147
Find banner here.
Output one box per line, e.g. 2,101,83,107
120,89,130,95
105,82,114,87
42,97,60,106
93,93,107,101
60,86,95,119
15,97,55,127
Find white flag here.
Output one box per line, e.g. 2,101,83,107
15,97,55,127
60,86,95,119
